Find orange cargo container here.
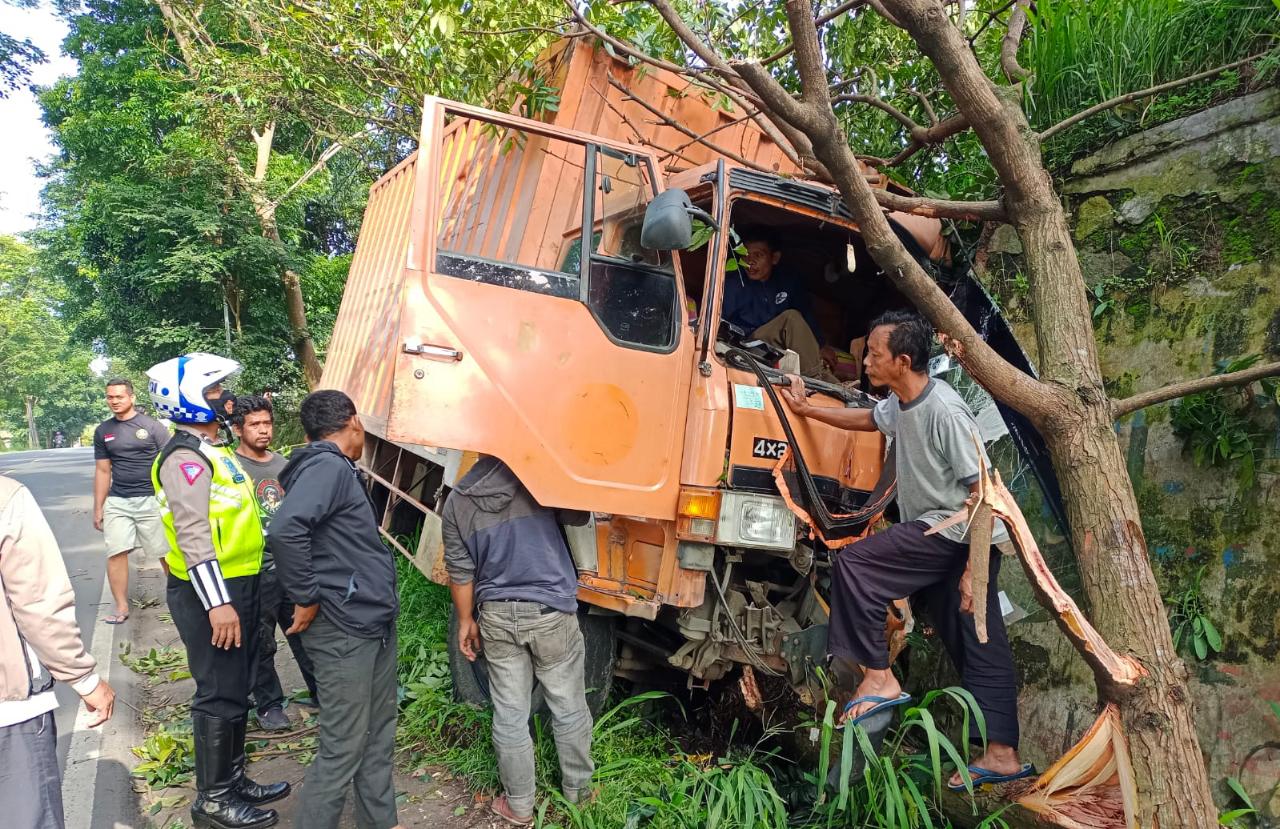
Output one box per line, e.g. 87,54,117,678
322,40,1007,711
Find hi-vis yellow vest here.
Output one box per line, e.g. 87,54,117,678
151,432,264,581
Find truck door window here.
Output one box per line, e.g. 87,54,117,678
435,119,589,300
585,147,678,351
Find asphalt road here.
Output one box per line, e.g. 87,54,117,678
1,447,145,828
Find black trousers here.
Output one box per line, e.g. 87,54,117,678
249,568,319,713
169,572,261,720
828,520,1021,748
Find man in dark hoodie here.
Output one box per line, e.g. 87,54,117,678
442,457,594,826
269,390,403,829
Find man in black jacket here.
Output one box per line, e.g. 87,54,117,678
269,390,402,829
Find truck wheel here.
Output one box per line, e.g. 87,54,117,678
447,606,617,717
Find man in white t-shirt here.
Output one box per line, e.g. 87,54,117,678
784,310,1030,791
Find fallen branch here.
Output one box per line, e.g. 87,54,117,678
1039,50,1275,142
1111,359,1280,418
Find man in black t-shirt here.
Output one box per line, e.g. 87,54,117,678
232,395,319,731
92,378,170,624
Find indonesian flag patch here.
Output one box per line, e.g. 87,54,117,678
180,462,205,485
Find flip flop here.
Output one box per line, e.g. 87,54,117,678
947,762,1036,792
103,613,130,625
838,691,912,728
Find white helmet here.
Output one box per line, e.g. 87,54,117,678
146,352,241,424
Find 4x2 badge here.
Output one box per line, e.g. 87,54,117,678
752,437,788,460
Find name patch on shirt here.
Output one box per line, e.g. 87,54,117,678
103,433,116,442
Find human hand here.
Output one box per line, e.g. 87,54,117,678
458,616,482,662
958,568,974,615
81,680,116,727
782,374,809,414
93,510,104,532
208,604,241,649
286,603,319,636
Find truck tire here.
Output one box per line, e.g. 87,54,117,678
447,606,617,718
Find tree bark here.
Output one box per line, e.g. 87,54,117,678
882,2,1217,824
25,396,39,450
251,195,323,389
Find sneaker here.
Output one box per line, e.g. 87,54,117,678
564,786,598,807
255,705,291,732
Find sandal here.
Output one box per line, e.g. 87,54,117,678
103,613,130,625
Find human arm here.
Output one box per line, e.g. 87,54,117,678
442,498,481,660
781,374,878,431
0,482,109,719
158,451,240,649
92,459,110,531
270,458,340,610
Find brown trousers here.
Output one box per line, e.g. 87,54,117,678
753,309,838,382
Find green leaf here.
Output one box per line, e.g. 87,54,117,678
1226,776,1255,808
1194,634,1208,660
1202,618,1222,652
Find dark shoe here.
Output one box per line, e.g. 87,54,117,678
255,705,291,732
191,713,279,829
231,716,291,806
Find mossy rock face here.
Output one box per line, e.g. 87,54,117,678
1074,195,1115,241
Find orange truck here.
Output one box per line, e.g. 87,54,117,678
321,39,1055,709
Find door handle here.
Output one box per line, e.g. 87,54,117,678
403,339,463,361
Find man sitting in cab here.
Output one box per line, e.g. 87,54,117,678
721,230,838,383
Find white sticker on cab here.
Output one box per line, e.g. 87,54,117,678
734,384,765,411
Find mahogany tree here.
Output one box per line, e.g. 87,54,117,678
570,0,1278,825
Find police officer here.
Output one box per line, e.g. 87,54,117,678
147,353,289,829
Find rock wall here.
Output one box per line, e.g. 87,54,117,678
918,88,1280,816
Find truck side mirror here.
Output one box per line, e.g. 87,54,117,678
641,189,717,251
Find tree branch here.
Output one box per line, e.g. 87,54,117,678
269,128,370,210
1039,50,1273,142
1112,361,1280,418
875,189,1005,221
1000,0,1031,82
761,0,868,67
605,75,774,172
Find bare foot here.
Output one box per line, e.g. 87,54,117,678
841,668,902,723
948,742,1023,788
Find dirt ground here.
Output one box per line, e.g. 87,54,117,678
123,568,507,829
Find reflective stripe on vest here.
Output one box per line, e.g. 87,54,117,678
152,440,264,581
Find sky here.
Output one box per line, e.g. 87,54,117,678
0,2,76,238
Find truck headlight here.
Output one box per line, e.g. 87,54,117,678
716,492,796,551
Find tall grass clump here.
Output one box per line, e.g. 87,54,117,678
1022,0,1279,161
393,559,1007,828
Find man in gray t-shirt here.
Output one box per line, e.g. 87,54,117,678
232,395,318,731
784,311,1028,791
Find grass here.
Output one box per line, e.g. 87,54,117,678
392,559,1005,828
1022,0,1280,165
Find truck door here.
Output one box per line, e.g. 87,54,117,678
388,98,692,518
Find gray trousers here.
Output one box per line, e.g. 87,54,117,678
479,602,595,817
298,614,399,829
0,710,64,829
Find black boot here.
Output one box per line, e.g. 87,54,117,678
231,715,291,805
190,712,279,829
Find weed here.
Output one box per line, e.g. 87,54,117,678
1169,354,1269,487
1166,566,1223,661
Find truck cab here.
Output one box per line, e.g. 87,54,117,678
322,49,1050,710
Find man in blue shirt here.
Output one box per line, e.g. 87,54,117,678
721,231,836,381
